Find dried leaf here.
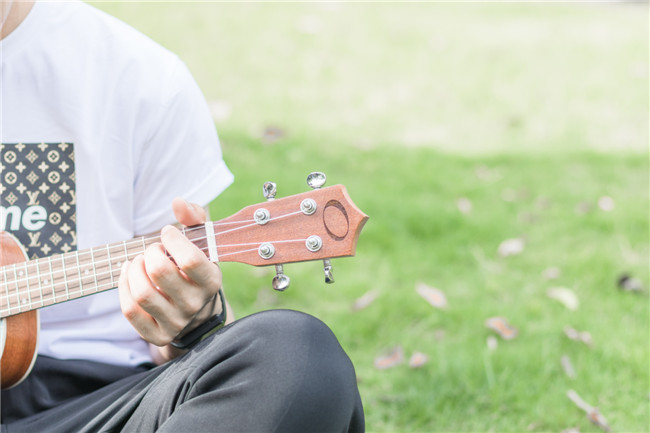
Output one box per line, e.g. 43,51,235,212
261,126,286,145
587,408,611,432
567,389,612,432
548,287,579,310
498,238,525,257
564,326,593,347
485,317,518,340
617,273,646,293
351,290,379,311
598,196,615,212
456,197,472,214
374,346,404,370
415,282,448,309
408,352,429,368
486,335,498,351
561,355,576,379
542,266,561,280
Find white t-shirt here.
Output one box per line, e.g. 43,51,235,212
0,0,234,366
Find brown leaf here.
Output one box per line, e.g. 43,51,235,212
261,126,286,145
567,390,611,432
408,351,429,369
564,326,593,347
561,355,576,379
374,346,404,370
415,282,448,309
485,317,518,340
351,289,379,311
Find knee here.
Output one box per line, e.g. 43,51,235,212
185,310,364,431
231,309,349,366
224,309,359,391
231,310,363,430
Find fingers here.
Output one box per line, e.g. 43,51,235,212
159,225,222,290
118,259,176,346
118,224,223,346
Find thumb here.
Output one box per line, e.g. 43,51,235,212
172,197,207,226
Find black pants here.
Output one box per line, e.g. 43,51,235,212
1,310,364,433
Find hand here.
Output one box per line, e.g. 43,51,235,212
118,198,223,351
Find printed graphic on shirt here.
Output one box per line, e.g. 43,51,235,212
1,142,77,259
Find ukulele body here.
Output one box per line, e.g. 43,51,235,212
0,231,40,389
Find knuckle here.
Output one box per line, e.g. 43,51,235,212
151,334,171,347
122,304,139,323
145,259,173,283
132,288,154,308
177,253,205,273
184,297,205,315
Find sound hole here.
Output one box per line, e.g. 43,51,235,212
323,200,349,241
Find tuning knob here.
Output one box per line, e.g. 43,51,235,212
323,259,334,284
272,264,290,291
263,181,277,201
307,172,326,190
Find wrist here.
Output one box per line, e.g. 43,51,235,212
170,289,227,350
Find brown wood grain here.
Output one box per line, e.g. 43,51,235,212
1,231,39,389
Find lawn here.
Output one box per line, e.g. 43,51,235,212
96,2,649,432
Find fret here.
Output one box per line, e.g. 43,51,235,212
13,265,21,313
61,254,70,300
90,248,99,292
48,256,56,304
75,251,84,295
106,244,114,287
123,240,128,263
3,265,12,315
36,260,48,307
24,262,34,309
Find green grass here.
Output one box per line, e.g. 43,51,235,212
94,2,649,431
214,142,649,433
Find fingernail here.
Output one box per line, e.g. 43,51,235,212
184,198,198,216
161,225,176,237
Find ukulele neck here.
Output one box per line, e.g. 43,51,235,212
0,226,209,319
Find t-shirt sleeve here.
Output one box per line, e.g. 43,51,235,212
131,60,234,235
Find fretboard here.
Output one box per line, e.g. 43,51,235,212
0,226,207,319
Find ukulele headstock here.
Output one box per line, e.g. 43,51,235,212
209,173,368,290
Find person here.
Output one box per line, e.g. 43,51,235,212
0,1,365,431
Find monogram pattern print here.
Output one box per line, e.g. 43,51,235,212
1,142,77,259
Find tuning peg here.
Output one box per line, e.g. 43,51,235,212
307,172,326,190
323,259,334,284
272,264,290,291
263,181,277,201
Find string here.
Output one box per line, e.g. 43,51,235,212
0,238,309,294
0,206,316,314
0,237,312,315
0,207,309,287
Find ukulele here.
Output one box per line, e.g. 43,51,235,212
0,174,368,389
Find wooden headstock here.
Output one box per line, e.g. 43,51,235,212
209,184,368,267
